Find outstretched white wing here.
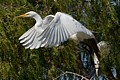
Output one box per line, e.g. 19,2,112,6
38,12,94,47
19,15,55,49
19,27,43,49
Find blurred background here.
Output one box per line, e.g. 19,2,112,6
0,0,120,79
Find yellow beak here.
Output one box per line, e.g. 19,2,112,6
16,14,27,18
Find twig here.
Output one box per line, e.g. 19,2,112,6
53,71,89,80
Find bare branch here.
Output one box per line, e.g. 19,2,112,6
53,71,89,80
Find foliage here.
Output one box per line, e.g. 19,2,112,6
0,0,120,80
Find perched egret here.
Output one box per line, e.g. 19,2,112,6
17,11,100,58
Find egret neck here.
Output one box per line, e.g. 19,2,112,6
33,13,43,28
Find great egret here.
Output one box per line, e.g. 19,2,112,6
17,11,100,58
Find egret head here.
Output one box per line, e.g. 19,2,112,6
17,11,37,18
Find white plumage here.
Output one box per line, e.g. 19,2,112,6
93,41,109,76
17,11,95,49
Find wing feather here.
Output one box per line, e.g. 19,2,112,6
19,27,34,40
23,31,36,48
62,24,70,40
19,15,55,49
54,24,60,46
40,24,55,47
60,24,66,42
51,23,58,46
29,32,40,49
48,25,56,46
38,12,94,47
20,29,35,43
38,12,79,47
19,27,43,49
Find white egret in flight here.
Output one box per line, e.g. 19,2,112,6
17,11,100,58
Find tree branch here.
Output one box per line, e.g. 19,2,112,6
53,71,89,80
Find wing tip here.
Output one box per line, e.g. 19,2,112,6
19,37,22,40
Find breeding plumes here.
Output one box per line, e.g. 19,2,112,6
17,11,100,58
